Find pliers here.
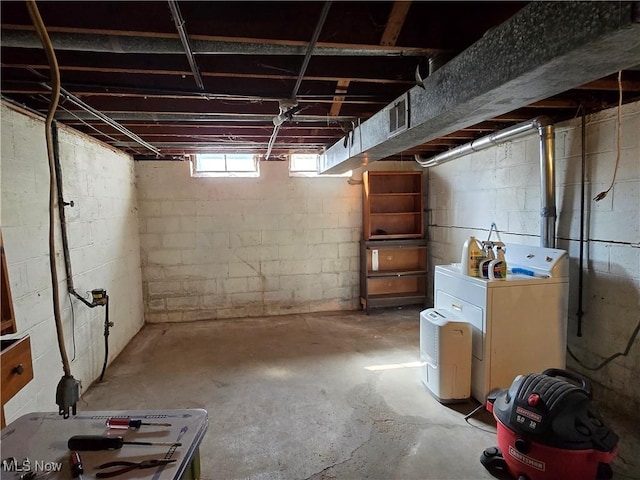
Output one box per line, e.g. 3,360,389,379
96,458,176,478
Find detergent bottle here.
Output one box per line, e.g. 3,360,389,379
479,242,495,279
461,236,483,277
489,245,507,280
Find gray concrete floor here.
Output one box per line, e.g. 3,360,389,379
82,307,639,480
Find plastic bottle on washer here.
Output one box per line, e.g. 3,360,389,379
461,236,483,277
479,242,495,279
489,246,507,280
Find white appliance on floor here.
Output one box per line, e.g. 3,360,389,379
419,308,472,403
434,243,569,403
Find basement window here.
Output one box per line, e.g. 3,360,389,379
289,154,351,178
192,153,259,178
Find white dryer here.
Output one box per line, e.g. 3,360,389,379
434,243,569,403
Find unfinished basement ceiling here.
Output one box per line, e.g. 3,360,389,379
1,1,639,163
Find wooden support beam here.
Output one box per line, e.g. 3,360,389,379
328,1,412,116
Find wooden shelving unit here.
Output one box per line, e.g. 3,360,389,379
1,229,33,427
360,239,428,313
363,171,424,240
1,230,16,336
360,171,427,313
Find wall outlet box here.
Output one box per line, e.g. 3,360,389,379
372,249,379,271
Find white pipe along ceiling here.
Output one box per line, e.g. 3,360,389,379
415,117,557,249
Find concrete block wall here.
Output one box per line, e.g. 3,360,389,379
136,160,357,321
137,160,420,321
0,103,144,423
426,100,640,416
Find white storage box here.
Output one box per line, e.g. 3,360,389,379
420,308,472,403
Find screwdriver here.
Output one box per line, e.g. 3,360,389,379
106,417,172,429
68,435,182,451
70,451,84,479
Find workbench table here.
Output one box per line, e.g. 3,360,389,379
0,409,208,479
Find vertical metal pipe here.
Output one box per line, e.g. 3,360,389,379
415,116,558,248
577,106,586,337
538,124,556,248
52,121,75,291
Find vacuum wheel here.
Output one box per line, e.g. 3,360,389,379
480,447,508,473
597,462,613,480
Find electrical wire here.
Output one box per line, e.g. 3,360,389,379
68,292,77,362
463,403,497,435
593,71,623,202
568,319,640,371
26,0,71,377
98,295,110,382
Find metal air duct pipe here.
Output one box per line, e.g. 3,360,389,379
415,116,557,248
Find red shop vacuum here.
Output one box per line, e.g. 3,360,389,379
481,369,618,480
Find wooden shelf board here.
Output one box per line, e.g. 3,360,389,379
367,270,427,278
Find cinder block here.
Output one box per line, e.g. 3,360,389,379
323,286,352,300
25,257,51,293
609,245,640,278
166,296,200,311
292,229,323,245
148,298,166,312
139,233,162,250
229,261,260,278
306,198,324,213
145,312,171,323
148,249,183,265
183,310,218,321
182,279,217,295
278,214,307,230
262,229,293,245
180,216,197,233
201,294,231,309
138,200,162,217
338,242,358,259
612,181,639,213
147,217,180,233
162,233,196,249
180,249,218,266
322,228,353,243
337,213,361,229
147,281,182,295
230,230,261,247
230,292,262,305
264,289,295,304
247,276,279,292
279,259,322,275
161,200,196,216
314,244,340,260
218,277,249,294
217,306,250,319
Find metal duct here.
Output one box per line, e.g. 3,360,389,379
415,116,557,248
319,1,640,174
0,28,436,57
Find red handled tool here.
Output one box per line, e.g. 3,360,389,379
70,451,84,479
106,417,172,429
68,435,181,451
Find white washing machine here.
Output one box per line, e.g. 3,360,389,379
434,243,569,403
